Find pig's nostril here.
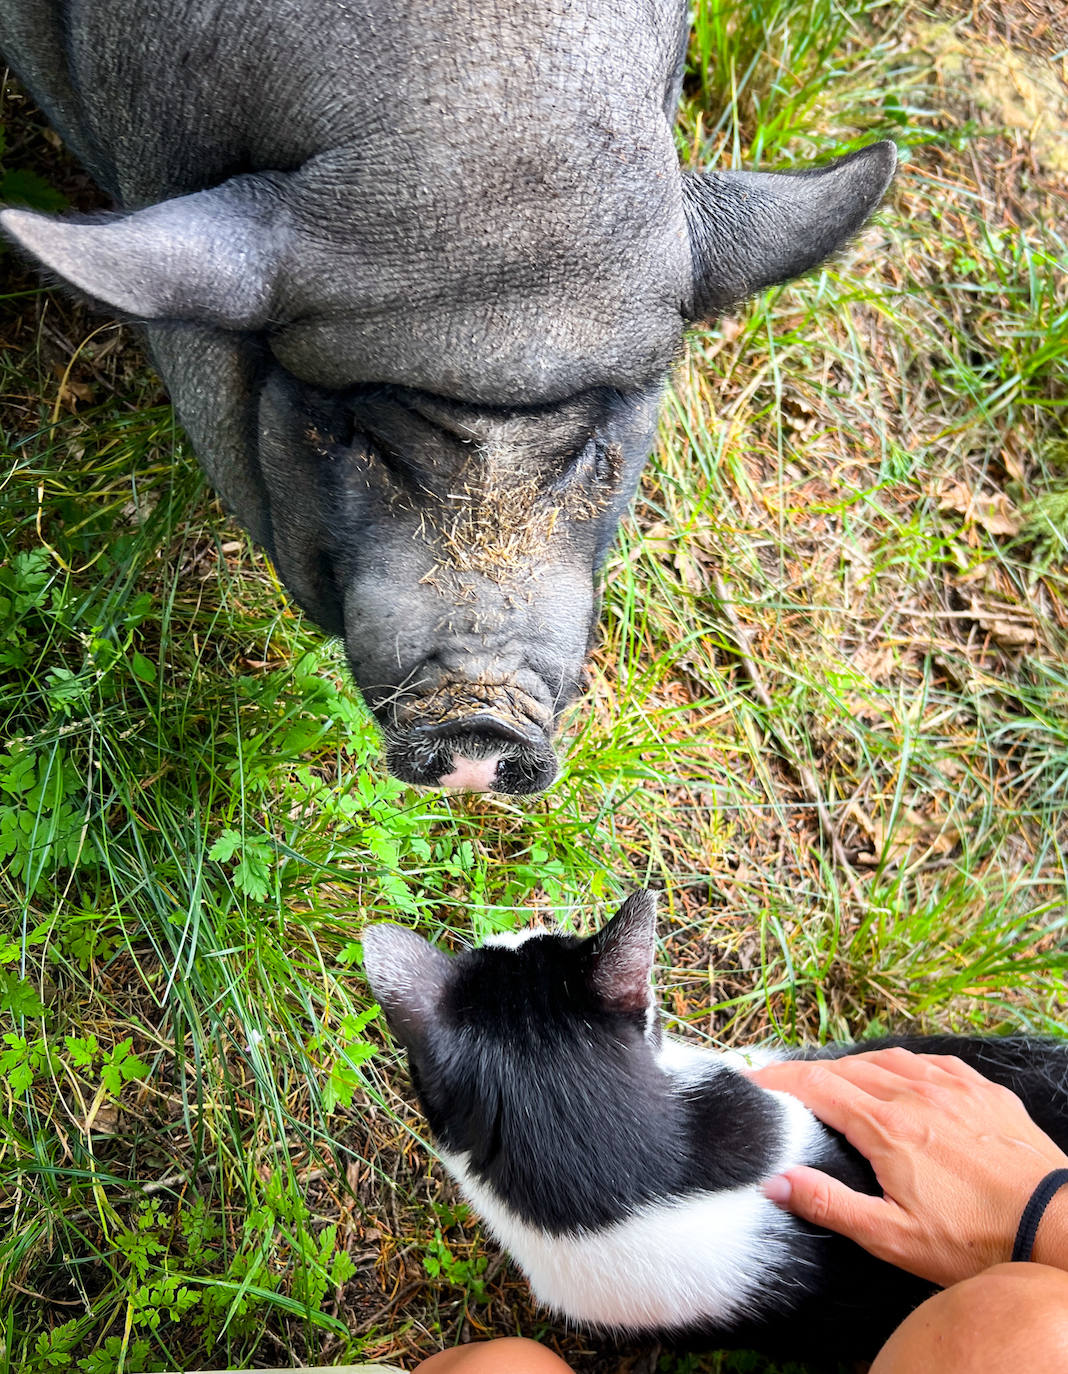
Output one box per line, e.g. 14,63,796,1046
493,748,558,795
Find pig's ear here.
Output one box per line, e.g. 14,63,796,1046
683,141,896,322
362,924,453,1052
0,172,291,329
585,890,658,1015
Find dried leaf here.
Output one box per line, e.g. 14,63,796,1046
938,480,1021,536
1000,442,1026,484
967,596,1037,650
84,1101,120,1135
848,802,959,867
52,364,94,413
849,643,897,681
673,544,711,592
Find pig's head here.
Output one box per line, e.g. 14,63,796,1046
2,140,895,793
254,375,663,794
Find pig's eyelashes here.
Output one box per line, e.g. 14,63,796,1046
558,437,618,490
338,414,417,491
368,441,415,490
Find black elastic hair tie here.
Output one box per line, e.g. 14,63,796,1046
1011,1168,1068,1263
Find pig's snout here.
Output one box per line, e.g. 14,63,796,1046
389,711,558,795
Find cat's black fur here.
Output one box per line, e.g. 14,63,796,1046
363,893,1068,1363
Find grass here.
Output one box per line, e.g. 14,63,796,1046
1,1,1067,1370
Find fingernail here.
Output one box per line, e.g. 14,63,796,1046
762,1175,792,1204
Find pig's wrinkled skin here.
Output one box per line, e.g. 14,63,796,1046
0,1,895,794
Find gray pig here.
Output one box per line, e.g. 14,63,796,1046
1,1,894,794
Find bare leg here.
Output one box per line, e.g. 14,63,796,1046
871,1263,1068,1373
409,1265,1068,1374
413,1337,575,1374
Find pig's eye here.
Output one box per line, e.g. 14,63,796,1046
339,413,415,489
368,439,412,487
593,442,621,486
555,437,618,494
565,436,599,478
578,439,620,488
334,410,363,451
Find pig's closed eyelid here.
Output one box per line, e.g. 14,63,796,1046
571,436,622,487
363,435,422,489
542,439,611,498
329,410,411,483
563,434,599,469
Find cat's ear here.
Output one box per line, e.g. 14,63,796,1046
362,924,452,1051
586,890,658,1015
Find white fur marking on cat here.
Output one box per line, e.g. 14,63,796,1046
656,1034,783,1082
720,1045,784,1072
481,927,550,950
441,1147,811,1329
655,1034,729,1082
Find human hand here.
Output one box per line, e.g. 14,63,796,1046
751,1048,1068,1287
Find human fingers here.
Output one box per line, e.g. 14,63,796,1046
788,1049,982,1099
755,1049,985,1110
757,1057,1068,1286
752,1054,936,1115
828,1047,969,1081
763,1164,1003,1286
829,1052,1053,1137
752,1059,880,1122
803,1053,943,1102
763,1165,900,1255
830,1048,998,1091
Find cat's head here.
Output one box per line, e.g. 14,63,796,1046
362,892,661,1161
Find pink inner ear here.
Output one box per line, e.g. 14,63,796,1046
588,891,658,1012
590,937,653,1013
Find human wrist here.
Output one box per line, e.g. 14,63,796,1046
1031,1181,1068,1272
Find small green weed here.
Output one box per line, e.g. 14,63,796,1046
423,1227,489,1308
0,122,67,214
10,1183,358,1373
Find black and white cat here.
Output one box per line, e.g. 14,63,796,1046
362,892,1068,1362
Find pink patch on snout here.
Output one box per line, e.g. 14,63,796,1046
438,754,502,791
